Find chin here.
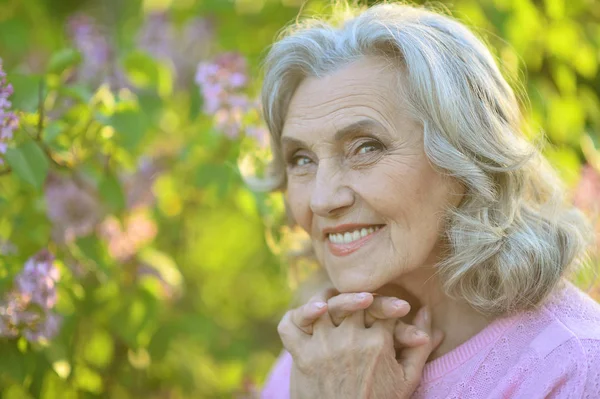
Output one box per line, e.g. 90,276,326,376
329,270,387,294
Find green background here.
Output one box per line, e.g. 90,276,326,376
0,0,599,397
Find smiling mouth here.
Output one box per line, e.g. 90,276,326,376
326,225,385,256
327,226,382,244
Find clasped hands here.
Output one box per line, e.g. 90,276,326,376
277,288,444,399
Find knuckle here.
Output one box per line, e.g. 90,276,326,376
277,314,292,337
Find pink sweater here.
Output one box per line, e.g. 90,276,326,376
261,280,600,398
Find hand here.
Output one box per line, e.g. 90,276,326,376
278,291,443,399
288,288,439,354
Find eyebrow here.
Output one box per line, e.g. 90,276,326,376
281,119,386,147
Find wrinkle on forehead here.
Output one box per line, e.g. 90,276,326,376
281,57,413,142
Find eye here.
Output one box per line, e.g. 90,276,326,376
355,140,383,155
290,155,313,167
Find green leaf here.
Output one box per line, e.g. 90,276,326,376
42,122,65,144
189,84,203,121
99,173,125,213
5,141,49,191
7,73,42,112
47,48,82,75
59,84,94,103
122,51,160,90
76,235,111,275
138,247,183,289
196,163,240,198
108,110,149,152
138,92,163,125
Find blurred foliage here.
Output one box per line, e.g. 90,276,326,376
0,0,598,397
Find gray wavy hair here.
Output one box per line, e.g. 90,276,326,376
257,1,592,316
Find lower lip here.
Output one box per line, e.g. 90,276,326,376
326,226,384,257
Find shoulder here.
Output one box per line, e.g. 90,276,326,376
523,280,600,396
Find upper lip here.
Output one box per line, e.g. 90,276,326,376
322,223,383,237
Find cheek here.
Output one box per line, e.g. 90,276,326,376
286,182,313,233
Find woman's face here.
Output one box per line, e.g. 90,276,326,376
282,56,463,293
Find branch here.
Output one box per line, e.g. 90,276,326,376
36,79,46,141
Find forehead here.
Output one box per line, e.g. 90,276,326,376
282,57,409,139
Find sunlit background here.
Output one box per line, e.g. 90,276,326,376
0,0,598,397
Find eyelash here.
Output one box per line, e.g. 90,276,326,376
354,140,384,155
286,139,385,168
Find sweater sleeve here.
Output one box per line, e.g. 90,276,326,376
261,350,292,399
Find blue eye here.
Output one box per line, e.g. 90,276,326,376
292,156,312,167
356,141,382,155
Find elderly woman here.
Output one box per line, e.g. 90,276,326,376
258,3,600,398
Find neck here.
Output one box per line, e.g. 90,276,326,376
375,265,494,361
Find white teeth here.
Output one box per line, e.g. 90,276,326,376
343,232,352,243
328,226,382,244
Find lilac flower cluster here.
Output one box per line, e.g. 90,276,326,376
137,13,214,87
66,13,127,89
44,173,102,244
195,53,269,145
0,250,62,343
0,59,18,165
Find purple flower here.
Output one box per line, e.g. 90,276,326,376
137,13,214,87
15,250,59,309
136,12,176,62
23,312,62,343
195,53,254,139
44,173,103,244
0,249,62,343
0,58,18,164
195,53,249,113
0,292,28,338
66,13,127,90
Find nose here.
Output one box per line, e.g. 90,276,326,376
309,161,355,217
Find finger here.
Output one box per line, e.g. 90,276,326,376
340,293,373,328
398,306,444,384
394,320,430,349
364,296,411,327
313,305,336,334
290,301,329,335
307,287,339,305
277,310,310,356
327,293,373,326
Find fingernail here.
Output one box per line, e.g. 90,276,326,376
414,329,429,339
313,302,326,310
355,293,369,301
392,299,409,309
